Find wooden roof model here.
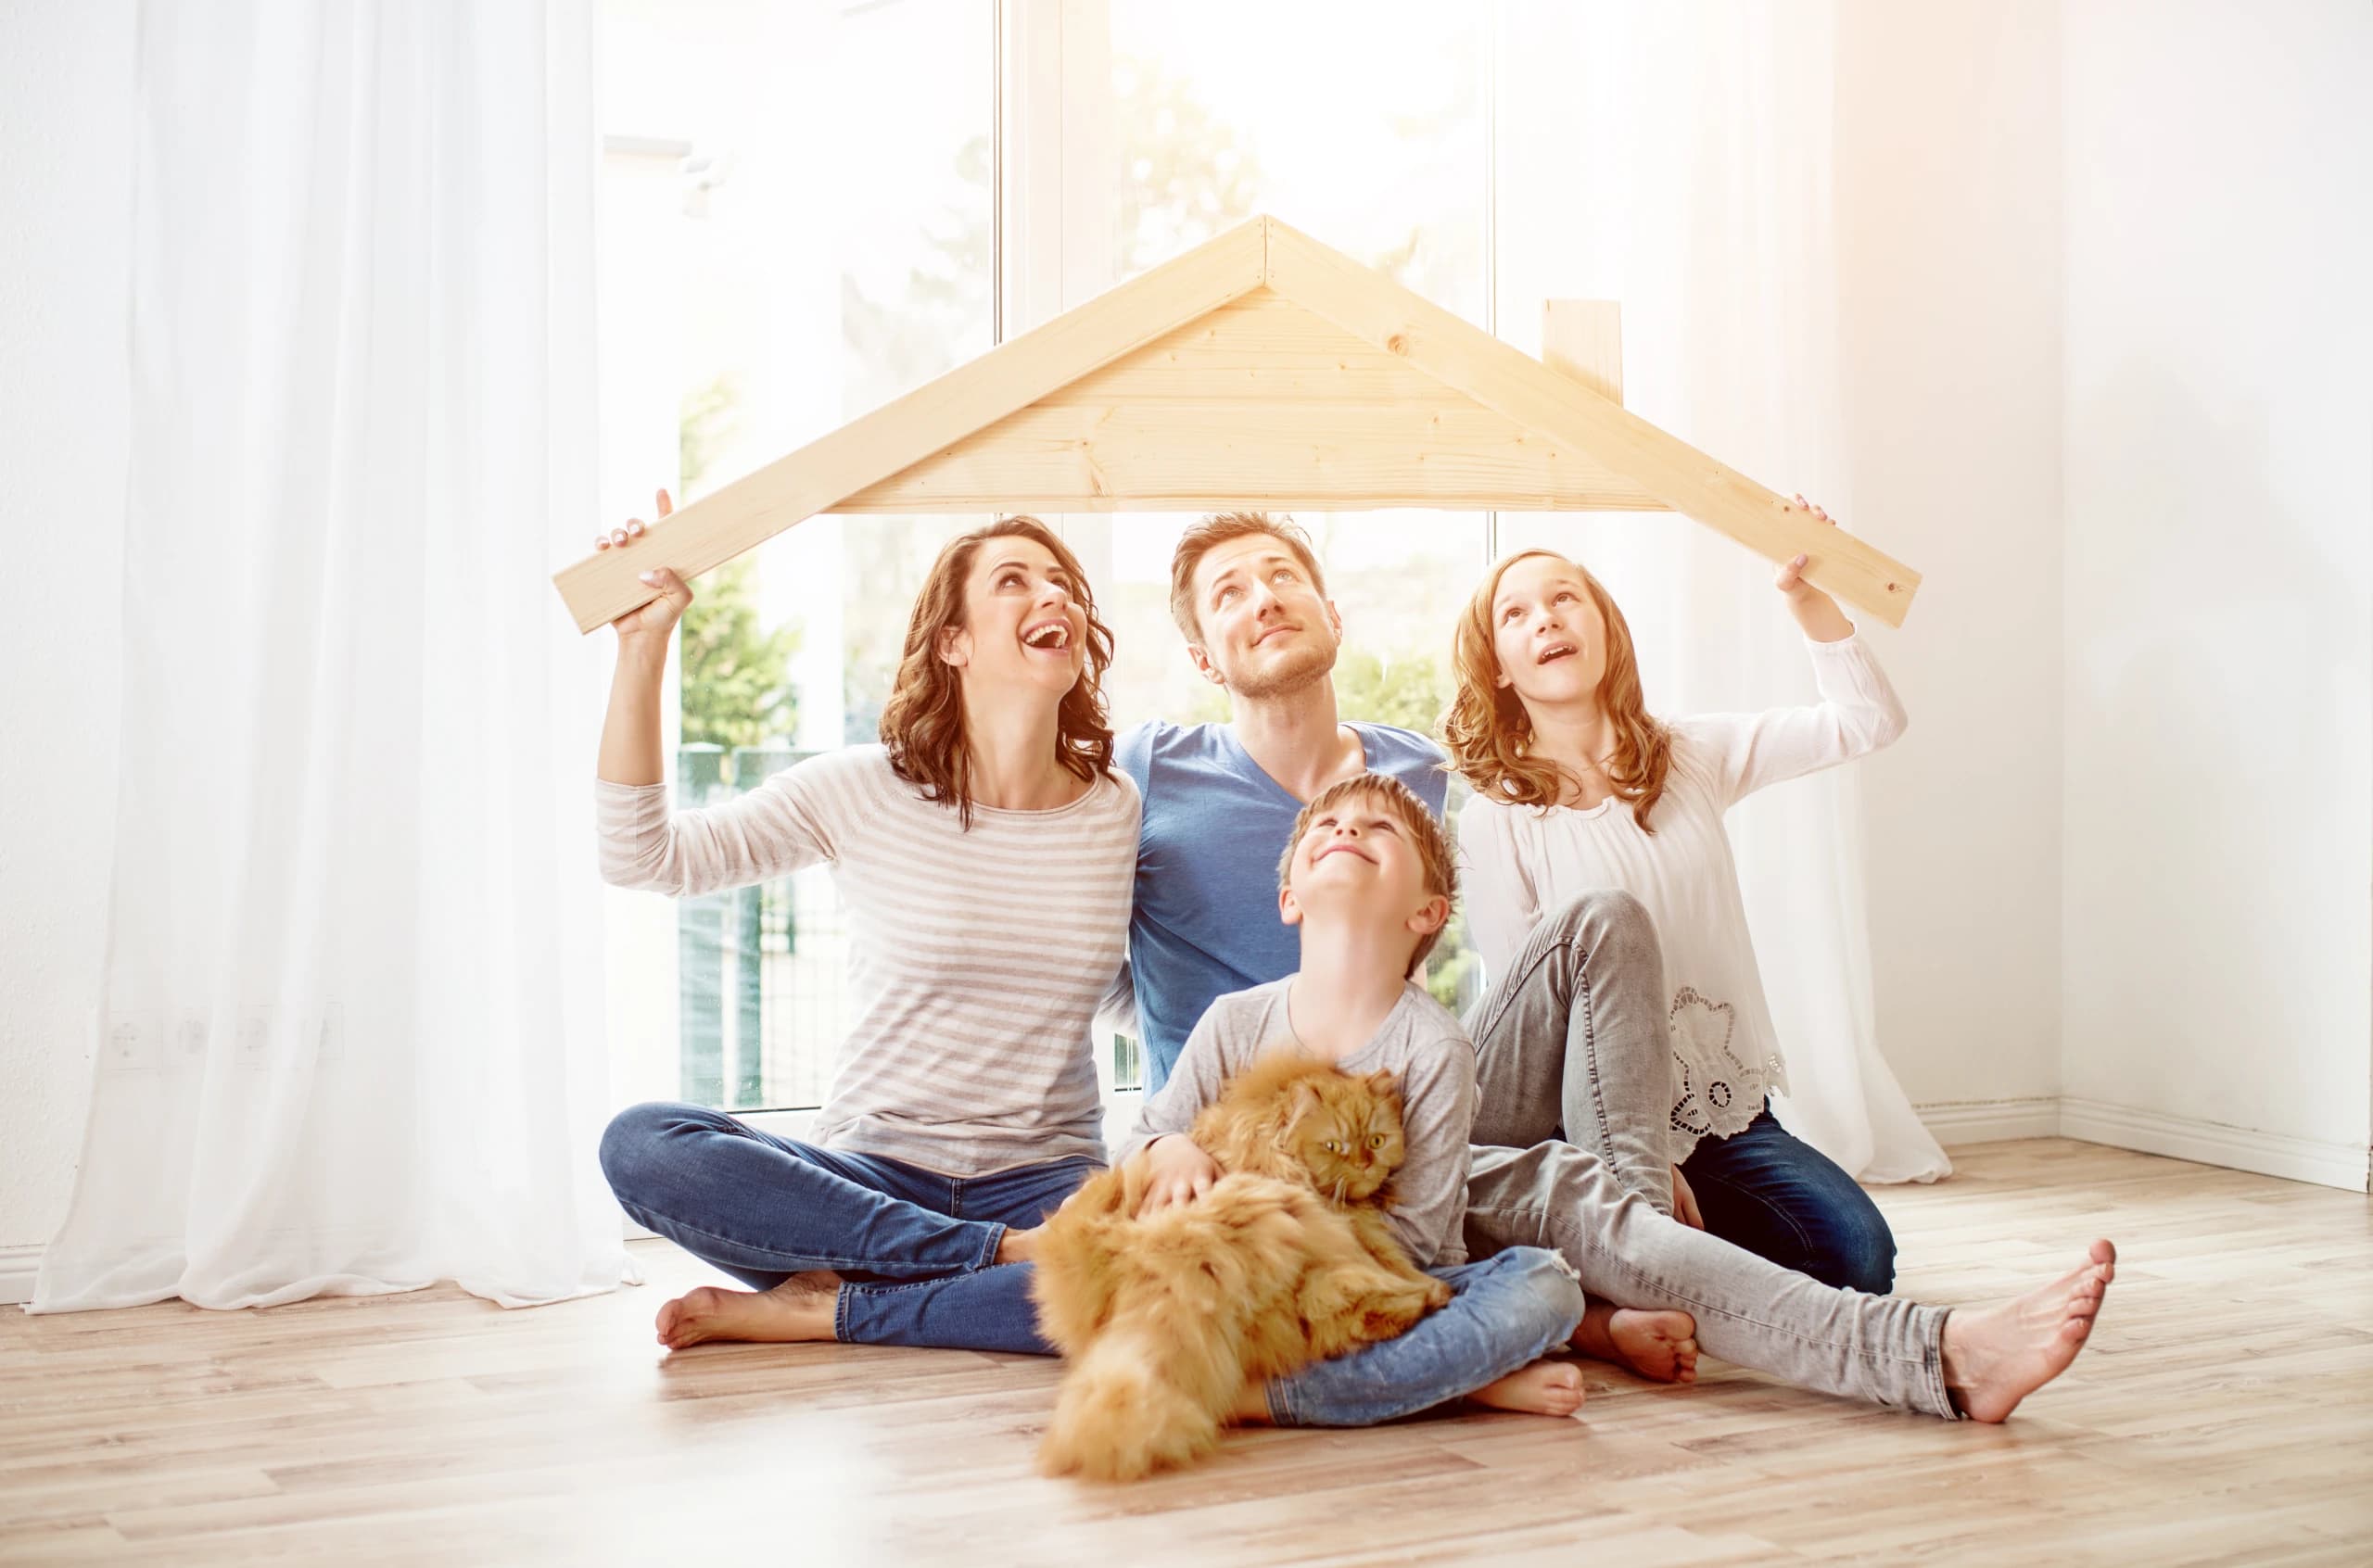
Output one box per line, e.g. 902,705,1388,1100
554,215,1919,632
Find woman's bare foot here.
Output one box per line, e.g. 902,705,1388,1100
1941,1239,2117,1423
1467,1359,1587,1417
1574,1301,1700,1385
654,1270,844,1350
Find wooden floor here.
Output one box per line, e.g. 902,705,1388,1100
3,1140,2368,1566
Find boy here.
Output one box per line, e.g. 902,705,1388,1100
1121,773,1599,1424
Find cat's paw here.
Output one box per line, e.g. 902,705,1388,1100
1422,1278,1453,1309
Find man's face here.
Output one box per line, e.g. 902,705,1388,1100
1185,532,1343,701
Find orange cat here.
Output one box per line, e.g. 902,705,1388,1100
1030,1055,1453,1481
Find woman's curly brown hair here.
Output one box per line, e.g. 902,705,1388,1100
878,515,1118,828
1441,550,1673,831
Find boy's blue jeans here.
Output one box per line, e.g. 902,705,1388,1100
601,1102,1582,1426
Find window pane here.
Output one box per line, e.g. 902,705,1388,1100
1080,5,1496,1033
1107,0,1489,322
598,0,994,1112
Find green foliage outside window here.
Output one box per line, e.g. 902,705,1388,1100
677,374,800,772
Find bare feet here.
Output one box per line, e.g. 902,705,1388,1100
1467,1359,1587,1417
1574,1302,1700,1385
1941,1239,2117,1423
654,1270,844,1349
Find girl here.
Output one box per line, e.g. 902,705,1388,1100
1445,502,1908,1293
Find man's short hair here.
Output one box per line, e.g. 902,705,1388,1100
1276,774,1457,977
1167,512,1329,641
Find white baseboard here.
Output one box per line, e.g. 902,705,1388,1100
0,1246,41,1308
1913,1096,2369,1194
1914,1096,2063,1146
2058,1096,2371,1194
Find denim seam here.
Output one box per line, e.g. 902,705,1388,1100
618,1199,983,1280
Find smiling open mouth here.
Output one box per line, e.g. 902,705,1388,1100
1537,643,1577,665
1022,622,1072,651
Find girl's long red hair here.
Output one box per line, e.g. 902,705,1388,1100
1441,550,1673,830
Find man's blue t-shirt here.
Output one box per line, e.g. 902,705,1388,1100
1114,720,1451,1094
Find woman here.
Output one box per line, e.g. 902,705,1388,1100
1444,501,1906,1293
593,497,1139,1350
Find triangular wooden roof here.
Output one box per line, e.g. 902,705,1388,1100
555,215,1920,631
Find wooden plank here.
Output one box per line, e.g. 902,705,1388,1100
852,286,1669,510
1541,299,1624,405
1267,219,1923,626
550,218,1271,634
841,397,1668,512
1040,290,1459,404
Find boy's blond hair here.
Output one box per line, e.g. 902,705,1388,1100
1276,775,1457,977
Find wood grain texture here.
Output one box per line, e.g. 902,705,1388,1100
843,292,1663,512
1541,299,1625,407
4,1140,2367,1565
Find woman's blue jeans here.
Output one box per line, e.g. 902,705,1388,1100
1679,1105,1897,1295
600,1102,1583,1426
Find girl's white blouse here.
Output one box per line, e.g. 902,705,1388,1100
1456,634,1908,1157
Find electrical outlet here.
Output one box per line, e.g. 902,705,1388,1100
172,1007,210,1069
236,1005,274,1069
102,1010,163,1073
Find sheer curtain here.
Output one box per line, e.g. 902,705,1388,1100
1498,0,1949,1182
32,0,633,1312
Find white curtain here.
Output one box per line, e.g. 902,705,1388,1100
32,0,633,1312
1498,1,1950,1182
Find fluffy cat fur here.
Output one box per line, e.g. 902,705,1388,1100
1030,1054,1453,1481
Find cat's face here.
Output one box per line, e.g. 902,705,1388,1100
1281,1070,1407,1202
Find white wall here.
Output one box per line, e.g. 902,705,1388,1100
0,0,136,1254
1834,0,2068,1122
2061,0,2373,1188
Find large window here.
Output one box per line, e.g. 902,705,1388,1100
598,2,1509,1124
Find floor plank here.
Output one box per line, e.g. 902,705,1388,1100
2,1140,2367,1566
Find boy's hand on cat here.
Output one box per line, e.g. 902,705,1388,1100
1137,1135,1220,1216
1671,1165,1705,1230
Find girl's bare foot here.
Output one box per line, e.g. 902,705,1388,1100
654,1270,844,1349
1575,1301,1700,1385
1467,1359,1587,1417
1941,1239,2117,1423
